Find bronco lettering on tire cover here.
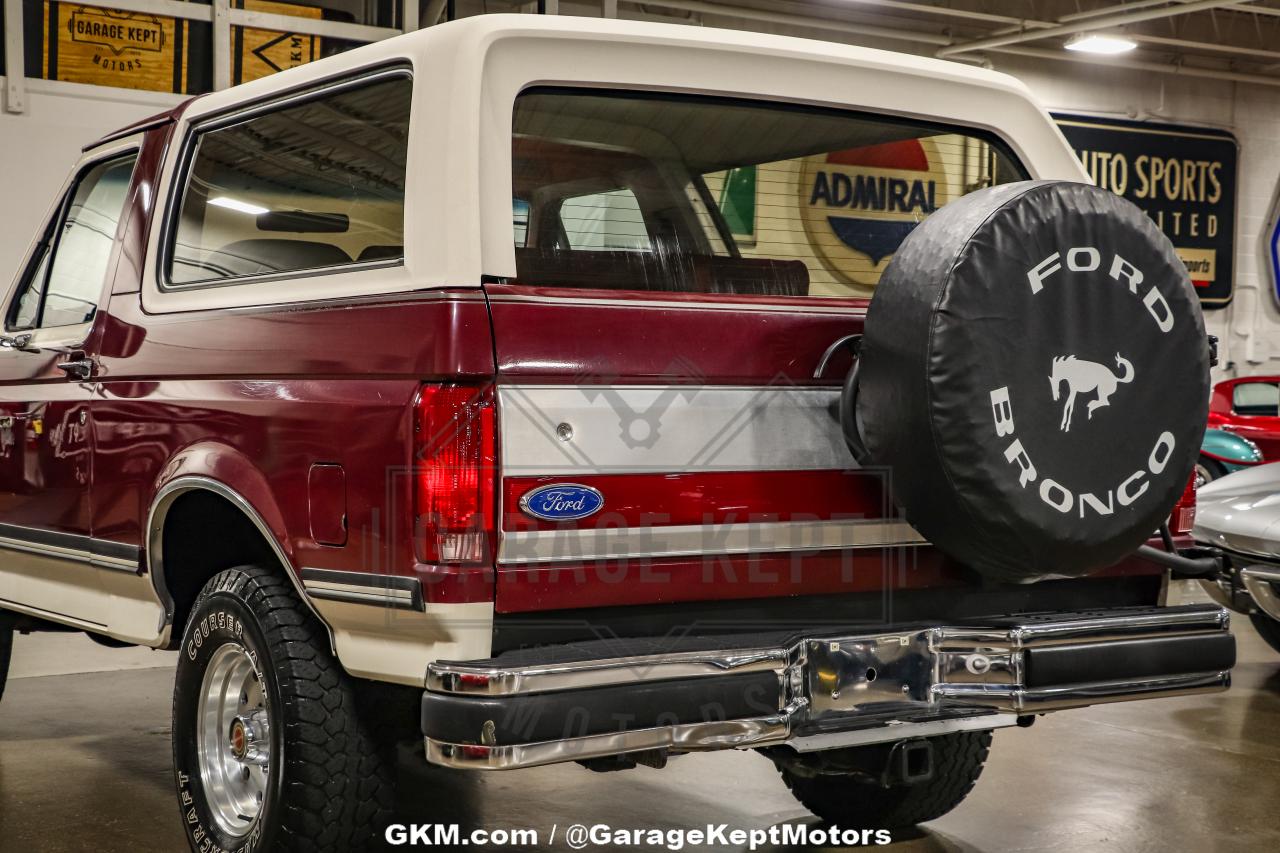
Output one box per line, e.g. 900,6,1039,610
856,180,1209,581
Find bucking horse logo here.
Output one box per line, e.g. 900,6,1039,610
1049,354,1135,433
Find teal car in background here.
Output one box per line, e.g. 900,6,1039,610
1198,428,1265,486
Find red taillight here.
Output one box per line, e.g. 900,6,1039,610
1171,471,1197,535
414,383,496,565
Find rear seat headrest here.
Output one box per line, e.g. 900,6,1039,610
512,247,809,297
358,245,403,262
212,239,353,277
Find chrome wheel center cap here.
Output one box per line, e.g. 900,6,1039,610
229,710,271,766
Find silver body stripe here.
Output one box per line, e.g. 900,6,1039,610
499,384,850,475
499,519,925,564
302,580,418,608
0,534,139,573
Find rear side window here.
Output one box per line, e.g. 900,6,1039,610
167,73,410,287
511,89,1027,298
9,153,136,331
1233,382,1280,417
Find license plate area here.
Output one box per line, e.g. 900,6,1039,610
804,632,937,718
803,631,1023,719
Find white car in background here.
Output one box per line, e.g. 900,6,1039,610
1194,463,1280,652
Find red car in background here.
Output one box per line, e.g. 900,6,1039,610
1209,376,1280,459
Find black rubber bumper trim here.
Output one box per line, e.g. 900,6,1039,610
1024,632,1236,689
422,671,782,746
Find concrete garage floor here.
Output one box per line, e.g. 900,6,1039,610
1,608,1277,852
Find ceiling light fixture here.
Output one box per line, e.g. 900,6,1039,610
209,196,269,215
1064,32,1138,55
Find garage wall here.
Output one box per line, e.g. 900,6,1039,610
0,79,183,288
995,57,1276,383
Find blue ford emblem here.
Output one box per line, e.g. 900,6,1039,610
519,483,604,522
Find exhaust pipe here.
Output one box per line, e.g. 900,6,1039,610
1135,544,1222,578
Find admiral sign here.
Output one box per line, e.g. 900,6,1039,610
800,139,961,292
1053,114,1238,309
798,135,1007,294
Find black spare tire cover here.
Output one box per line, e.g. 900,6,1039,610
856,181,1209,582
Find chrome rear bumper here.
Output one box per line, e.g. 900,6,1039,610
423,604,1233,770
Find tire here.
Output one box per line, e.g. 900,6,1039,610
171,565,395,853
855,181,1209,581
1196,456,1227,488
778,731,992,828
1250,611,1280,656
0,612,12,705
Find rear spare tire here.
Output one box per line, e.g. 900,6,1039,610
856,181,1209,582
776,731,992,828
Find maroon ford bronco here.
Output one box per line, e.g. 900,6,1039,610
0,15,1231,853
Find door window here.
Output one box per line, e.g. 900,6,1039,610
7,154,137,331
510,89,1027,298
1233,382,1280,416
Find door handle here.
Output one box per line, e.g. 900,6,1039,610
56,357,95,381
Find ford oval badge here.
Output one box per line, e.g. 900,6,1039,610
519,483,604,522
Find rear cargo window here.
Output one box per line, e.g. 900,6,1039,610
510,89,1027,298
166,72,410,287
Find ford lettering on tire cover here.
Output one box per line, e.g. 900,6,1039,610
855,181,1210,581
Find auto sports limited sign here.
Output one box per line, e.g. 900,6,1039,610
1053,114,1238,309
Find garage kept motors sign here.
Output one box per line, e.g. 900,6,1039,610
1053,114,1238,309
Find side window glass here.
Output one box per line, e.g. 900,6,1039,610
513,199,531,248
167,74,411,286
7,154,136,332
10,248,50,329
1233,382,1280,417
